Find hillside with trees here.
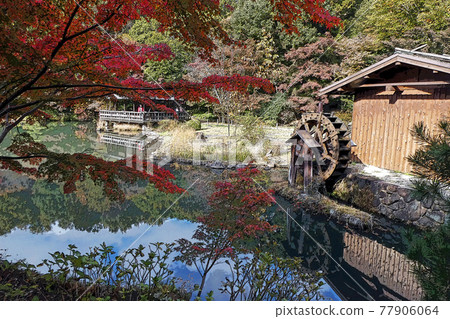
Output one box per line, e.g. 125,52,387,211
123,0,450,125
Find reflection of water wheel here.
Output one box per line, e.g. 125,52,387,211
293,112,351,182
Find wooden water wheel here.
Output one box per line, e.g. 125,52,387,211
288,112,352,186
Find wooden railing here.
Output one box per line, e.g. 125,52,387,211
147,111,174,122
100,134,148,149
99,110,189,123
99,110,147,123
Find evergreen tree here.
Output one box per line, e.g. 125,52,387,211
404,224,450,300
405,119,450,300
407,120,450,210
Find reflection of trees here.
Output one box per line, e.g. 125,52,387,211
74,179,114,213
0,194,32,236
0,172,206,236
31,180,75,232
131,176,206,226
0,170,33,195
1,132,183,202
31,179,121,233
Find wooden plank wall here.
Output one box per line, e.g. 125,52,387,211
351,87,450,173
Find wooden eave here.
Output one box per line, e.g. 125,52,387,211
319,53,450,95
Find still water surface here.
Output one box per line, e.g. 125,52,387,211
0,122,421,300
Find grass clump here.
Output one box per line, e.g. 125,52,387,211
169,126,196,159
155,119,180,132
332,180,351,202
332,180,376,214
352,186,376,214
236,141,252,163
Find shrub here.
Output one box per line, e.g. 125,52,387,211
260,92,287,123
237,114,265,144
0,243,191,301
334,111,353,125
404,224,450,301
192,113,217,122
222,251,324,301
174,167,276,298
405,120,450,300
407,120,450,211
186,119,201,131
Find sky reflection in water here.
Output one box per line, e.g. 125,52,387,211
0,218,340,301
2,122,409,301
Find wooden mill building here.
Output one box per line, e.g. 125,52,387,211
320,49,450,173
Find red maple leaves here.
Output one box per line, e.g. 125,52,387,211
0,1,340,196
206,166,276,240
174,166,277,297
0,133,183,201
269,0,342,31
0,0,339,144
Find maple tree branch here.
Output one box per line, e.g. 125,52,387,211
0,90,112,119
66,92,114,101
0,104,42,145
63,9,117,44
62,0,84,39
29,83,169,92
0,154,48,161
0,6,117,112
0,100,41,118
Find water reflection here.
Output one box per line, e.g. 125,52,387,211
0,169,207,235
1,166,420,301
0,122,421,301
284,205,422,301
0,167,340,300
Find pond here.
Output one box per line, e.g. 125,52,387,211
0,122,421,301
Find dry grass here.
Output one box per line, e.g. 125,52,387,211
334,111,353,125
155,119,180,133
332,180,377,214
169,126,197,159
153,123,294,165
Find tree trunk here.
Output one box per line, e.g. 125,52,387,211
197,274,208,298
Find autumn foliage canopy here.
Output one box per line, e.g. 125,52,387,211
0,0,339,195
0,0,339,142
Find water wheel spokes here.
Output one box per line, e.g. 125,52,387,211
293,112,351,182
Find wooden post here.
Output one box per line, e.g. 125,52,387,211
287,130,321,190
318,101,323,113
288,142,298,186
303,146,313,192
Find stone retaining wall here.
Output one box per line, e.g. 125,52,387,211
333,173,446,228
